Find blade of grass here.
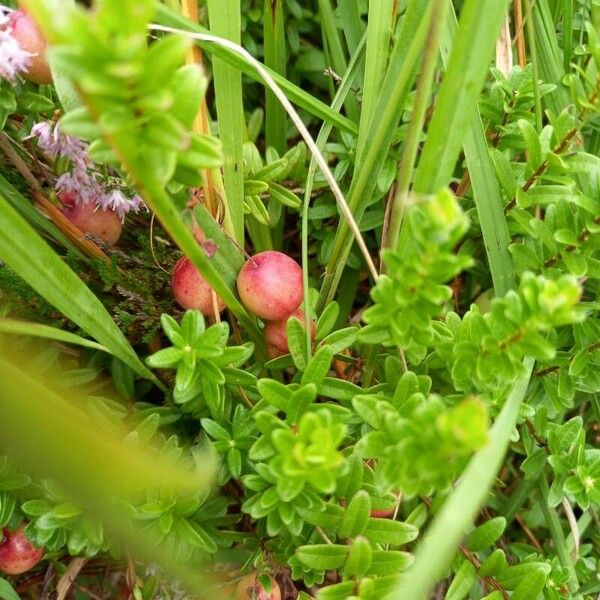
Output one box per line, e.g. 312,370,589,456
0,318,109,352
154,2,358,135
412,0,511,193
338,0,365,60
355,0,394,163
302,33,367,356
537,479,582,595
440,5,516,296
0,194,163,387
264,0,288,154
563,0,573,73
206,0,245,244
532,0,570,115
387,358,534,600
317,0,433,310
526,0,544,131
383,0,449,251
316,0,359,122
0,173,81,256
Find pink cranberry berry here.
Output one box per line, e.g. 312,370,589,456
8,9,52,84
237,251,303,321
171,256,225,316
60,191,122,247
264,309,316,358
0,525,44,575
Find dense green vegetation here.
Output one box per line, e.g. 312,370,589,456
0,0,599,598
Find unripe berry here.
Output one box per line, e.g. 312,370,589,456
8,10,52,84
171,256,225,316
0,525,44,575
237,251,303,321
264,309,316,358
60,191,122,247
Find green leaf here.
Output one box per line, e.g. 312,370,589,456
201,419,230,442
367,550,413,576
268,183,302,209
287,316,309,370
510,568,548,600
363,518,419,547
146,347,184,369
316,302,340,341
0,318,108,352
301,347,334,387
320,327,358,354
465,517,506,552
0,578,21,600
343,536,373,579
296,544,348,570
0,194,162,388
445,560,476,600
337,490,371,539
169,65,207,130
478,549,507,577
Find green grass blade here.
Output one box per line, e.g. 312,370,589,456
464,120,517,296
264,0,288,153
563,0,573,73
441,7,516,296
207,0,245,243
355,0,394,162
302,34,366,355
532,0,571,114
413,0,511,193
154,2,358,135
316,0,360,121
388,358,534,600
0,194,161,387
317,1,432,310
384,0,449,250
338,0,365,59
0,318,109,352
0,173,82,257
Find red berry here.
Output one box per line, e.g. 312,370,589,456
264,309,315,357
8,10,52,85
171,256,225,316
235,574,281,600
60,192,122,247
237,251,303,320
0,525,44,575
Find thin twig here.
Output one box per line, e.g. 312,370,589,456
56,557,87,600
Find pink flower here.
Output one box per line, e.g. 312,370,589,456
0,12,34,83
31,120,146,218
31,121,88,165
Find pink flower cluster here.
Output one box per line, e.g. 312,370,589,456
31,121,144,220
0,10,33,82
